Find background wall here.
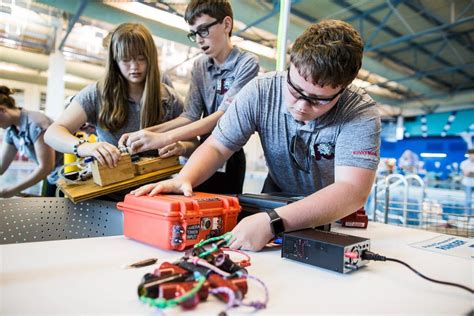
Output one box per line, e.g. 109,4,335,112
381,136,468,179
404,109,474,137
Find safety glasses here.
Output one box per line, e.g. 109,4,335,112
287,67,345,106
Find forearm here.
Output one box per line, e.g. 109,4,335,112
166,112,223,144
146,116,192,133
177,137,232,187
277,181,370,231
44,124,81,154
0,160,11,175
5,165,52,196
0,144,16,174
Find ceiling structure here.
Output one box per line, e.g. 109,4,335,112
0,0,473,116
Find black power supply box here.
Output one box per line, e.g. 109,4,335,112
282,229,370,273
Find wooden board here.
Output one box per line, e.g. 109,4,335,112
134,156,180,175
91,153,135,186
58,164,182,203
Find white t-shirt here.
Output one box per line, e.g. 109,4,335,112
460,158,474,187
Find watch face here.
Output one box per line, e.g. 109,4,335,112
272,218,285,236
267,209,285,236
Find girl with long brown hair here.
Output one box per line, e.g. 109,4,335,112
45,23,196,167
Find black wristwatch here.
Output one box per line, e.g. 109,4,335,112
266,209,285,237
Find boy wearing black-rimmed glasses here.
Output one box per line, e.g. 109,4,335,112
132,20,381,251
119,0,259,194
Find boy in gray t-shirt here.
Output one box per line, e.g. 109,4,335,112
132,20,381,252
119,0,259,194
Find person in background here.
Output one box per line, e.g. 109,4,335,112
45,23,197,169
398,149,419,174
119,0,259,194
460,148,474,211
131,20,381,251
0,86,62,197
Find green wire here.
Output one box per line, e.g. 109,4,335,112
192,232,233,259
140,272,206,309
198,245,218,258
194,232,233,249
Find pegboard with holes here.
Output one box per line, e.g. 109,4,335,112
0,198,123,244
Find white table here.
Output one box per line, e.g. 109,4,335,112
1,222,472,315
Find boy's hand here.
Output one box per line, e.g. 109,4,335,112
158,142,185,158
130,178,193,197
79,141,121,168
227,212,274,252
119,130,167,154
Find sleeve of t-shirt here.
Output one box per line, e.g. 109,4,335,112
335,106,381,170
217,54,260,113
27,112,52,143
27,121,47,143
28,111,52,143
212,77,259,152
73,83,100,126
181,60,205,122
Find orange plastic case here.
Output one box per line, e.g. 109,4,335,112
116,192,241,251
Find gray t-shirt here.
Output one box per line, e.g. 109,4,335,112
4,108,63,184
212,71,381,195
74,82,184,146
181,46,259,122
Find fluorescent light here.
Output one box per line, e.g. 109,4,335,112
106,2,189,31
232,38,276,59
420,153,447,158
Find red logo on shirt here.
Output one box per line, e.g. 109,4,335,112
352,151,378,161
352,150,378,156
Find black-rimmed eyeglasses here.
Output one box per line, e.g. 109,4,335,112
187,19,222,42
287,67,345,106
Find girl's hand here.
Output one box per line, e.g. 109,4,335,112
78,141,121,168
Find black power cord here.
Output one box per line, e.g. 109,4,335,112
362,251,473,294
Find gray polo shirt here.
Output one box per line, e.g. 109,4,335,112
212,71,381,195
74,82,184,146
181,46,259,122
4,108,63,184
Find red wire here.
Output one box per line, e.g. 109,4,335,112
221,247,252,267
